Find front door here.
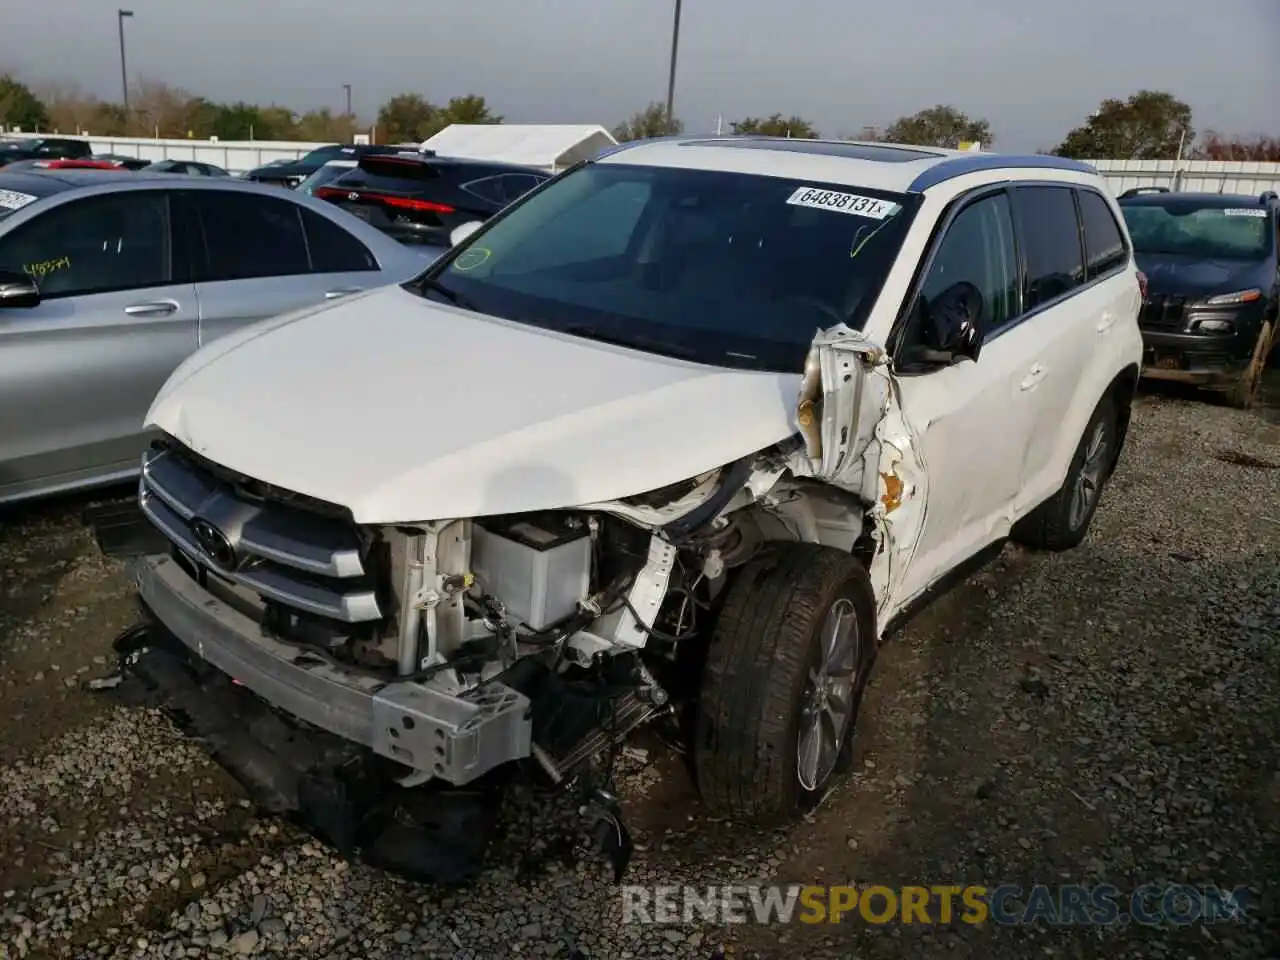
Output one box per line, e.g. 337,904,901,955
889,188,1042,610
0,190,197,500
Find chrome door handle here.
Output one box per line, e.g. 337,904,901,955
124,300,179,317
325,287,363,300
1019,363,1047,391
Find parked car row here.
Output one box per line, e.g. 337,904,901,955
0,139,233,177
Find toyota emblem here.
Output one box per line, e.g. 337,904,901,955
191,518,236,568
348,191,359,200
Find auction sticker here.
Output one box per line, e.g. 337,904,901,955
1223,208,1266,217
0,189,37,211
786,186,899,220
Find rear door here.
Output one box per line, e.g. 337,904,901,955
187,188,383,345
0,189,198,499
1011,185,1131,510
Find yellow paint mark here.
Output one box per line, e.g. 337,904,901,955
453,247,491,271
796,398,816,428
879,471,904,514
23,255,71,280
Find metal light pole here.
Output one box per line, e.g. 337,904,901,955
665,0,682,127
118,9,133,125
343,84,352,119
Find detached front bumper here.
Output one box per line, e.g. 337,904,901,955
1140,329,1250,389
133,554,532,785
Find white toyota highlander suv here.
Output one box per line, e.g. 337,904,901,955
117,137,1143,877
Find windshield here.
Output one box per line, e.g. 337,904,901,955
1120,201,1273,259
298,145,345,167
295,162,356,195
414,163,915,372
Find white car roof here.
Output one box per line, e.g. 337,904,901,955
321,159,359,169
596,137,1100,195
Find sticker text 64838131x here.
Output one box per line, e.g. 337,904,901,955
787,187,900,221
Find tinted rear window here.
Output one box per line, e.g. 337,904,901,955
333,164,441,195
1077,190,1129,277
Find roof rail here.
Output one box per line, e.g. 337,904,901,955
1261,190,1278,204
906,153,1097,192
1117,186,1170,199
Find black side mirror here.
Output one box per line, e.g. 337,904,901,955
921,280,984,361
0,270,40,309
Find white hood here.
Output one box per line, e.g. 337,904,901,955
146,286,803,524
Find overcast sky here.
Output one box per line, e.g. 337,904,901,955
4,0,1278,150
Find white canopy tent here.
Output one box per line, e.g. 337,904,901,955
419,124,617,172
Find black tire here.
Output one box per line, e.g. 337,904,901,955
1225,320,1272,411
1012,393,1116,551
693,542,877,824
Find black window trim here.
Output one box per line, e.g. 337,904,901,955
887,182,1023,367
1074,185,1131,283
0,188,179,300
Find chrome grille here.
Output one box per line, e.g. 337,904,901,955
138,447,382,623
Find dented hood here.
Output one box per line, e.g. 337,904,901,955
146,286,805,524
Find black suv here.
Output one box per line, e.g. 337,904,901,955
1118,188,1279,407
0,137,93,168
313,151,549,249
242,143,405,188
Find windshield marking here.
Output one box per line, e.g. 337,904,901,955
1223,208,1266,218
0,189,38,211
454,248,491,270
786,186,900,220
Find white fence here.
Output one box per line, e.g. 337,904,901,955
1085,159,1280,196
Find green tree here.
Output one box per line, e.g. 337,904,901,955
613,101,683,141
1054,90,1193,160
438,94,501,126
730,114,819,138
882,105,992,149
0,73,50,131
376,93,440,143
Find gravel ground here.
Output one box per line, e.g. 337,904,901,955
2,378,1279,960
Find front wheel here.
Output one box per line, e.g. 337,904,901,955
1012,393,1116,551
1225,320,1273,410
693,543,878,824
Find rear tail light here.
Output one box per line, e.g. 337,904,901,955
379,195,454,214
312,186,454,215
1136,271,1148,299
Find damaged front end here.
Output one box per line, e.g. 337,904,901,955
96,322,918,883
